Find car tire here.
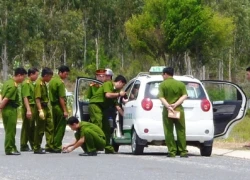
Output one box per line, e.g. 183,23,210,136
200,144,212,157
131,129,144,155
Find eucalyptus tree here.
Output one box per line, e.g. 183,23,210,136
125,0,234,77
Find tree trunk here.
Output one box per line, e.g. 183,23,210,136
83,19,87,65
63,48,66,65
42,46,46,66
228,48,232,82
95,36,99,69
2,8,8,81
2,42,8,81
185,52,192,75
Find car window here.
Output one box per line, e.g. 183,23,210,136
128,81,140,101
144,81,206,99
202,83,239,101
77,78,102,101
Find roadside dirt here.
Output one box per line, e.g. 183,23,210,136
214,140,250,150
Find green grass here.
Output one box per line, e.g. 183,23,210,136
222,112,250,143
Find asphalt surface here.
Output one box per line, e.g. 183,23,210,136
1,127,250,180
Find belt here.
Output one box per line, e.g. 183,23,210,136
7,102,19,108
41,102,48,108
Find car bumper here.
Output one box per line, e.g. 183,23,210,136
134,119,214,143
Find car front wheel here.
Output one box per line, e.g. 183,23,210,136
131,129,144,155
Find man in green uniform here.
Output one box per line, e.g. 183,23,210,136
158,67,188,158
86,69,106,99
20,67,39,151
49,65,70,153
105,68,113,81
62,116,106,156
0,67,27,155
89,75,127,153
33,67,54,154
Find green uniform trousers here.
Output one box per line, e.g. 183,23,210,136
88,104,114,152
52,104,66,151
163,108,188,156
88,104,103,127
20,105,36,150
2,105,18,153
76,131,106,153
33,107,54,151
102,109,114,152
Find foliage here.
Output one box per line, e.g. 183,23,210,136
125,0,235,74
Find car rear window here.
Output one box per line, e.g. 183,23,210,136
144,81,206,99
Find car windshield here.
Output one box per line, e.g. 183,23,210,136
144,81,206,99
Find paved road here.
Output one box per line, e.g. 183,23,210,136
1,128,250,180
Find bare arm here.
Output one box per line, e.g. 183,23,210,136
106,91,126,99
35,98,42,110
105,92,120,98
171,95,188,109
65,137,85,153
0,97,9,109
63,139,77,149
59,97,68,117
159,97,171,109
23,97,32,119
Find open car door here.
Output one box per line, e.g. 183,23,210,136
202,80,247,138
72,77,102,121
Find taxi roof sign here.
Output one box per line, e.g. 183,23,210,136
149,66,165,74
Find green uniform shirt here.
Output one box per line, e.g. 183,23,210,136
86,83,100,99
34,77,49,102
89,81,119,109
21,78,36,105
49,76,66,103
75,121,105,140
1,78,19,105
158,77,187,110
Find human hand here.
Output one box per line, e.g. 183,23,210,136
26,110,32,119
63,111,68,118
166,105,174,113
122,98,129,104
119,91,126,97
64,147,74,153
62,145,68,151
170,103,177,109
38,109,45,120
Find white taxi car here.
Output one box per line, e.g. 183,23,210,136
73,66,247,156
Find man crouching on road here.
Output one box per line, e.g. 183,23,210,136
63,116,106,156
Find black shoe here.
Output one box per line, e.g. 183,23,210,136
180,154,189,158
20,147,32,152
45,148,54,153
6,151,21,155
34,149,46,154
52,150,62,154
79,151,97,156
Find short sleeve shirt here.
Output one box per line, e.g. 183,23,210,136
89,81,119,109
21,78,36,104
49,76,66,103
74,121,105,140
158,77,187,110
34,77,49,102
86,83,100,99
1,78,19,104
